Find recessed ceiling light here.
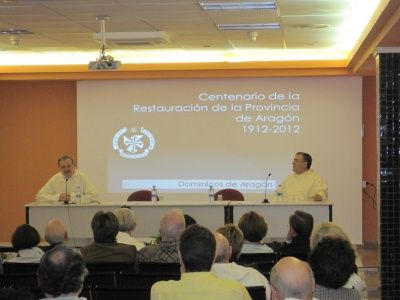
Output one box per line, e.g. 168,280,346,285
199,1,276,10
217,23,280,30
0,28,33,35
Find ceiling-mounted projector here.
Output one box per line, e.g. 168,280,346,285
89,15,121,71
89,46,121,70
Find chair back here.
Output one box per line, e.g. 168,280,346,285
86,262,137,274
246,286,266,300
127,190,159,201
94,286,150,300
214,188,244,201
118,272,180,288
139,262,180,274
2,263,39,274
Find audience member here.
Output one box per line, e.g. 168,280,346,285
114,208,145,250
308,237,361,300
138,209,185,263
184,214,197,227
80,211,138,266
270,256,315,300
45,219,68,249
238,211,273,253
216,224,244,262
8,224,44,263
151,224,251,300
268,210,314,260
36,155,98,203
211,232,271,300
310,222,365,295
37,245,88,299
280,152,328,201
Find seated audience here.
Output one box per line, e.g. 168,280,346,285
138,209,185,263
310,222,366,295
270,256,315,300
44,219,68,249
151,224,252,300
211,232,271,300
308,237,361,300
238,211,273,253
37,245,88,299
80,210,138,266
184,213,197,227
268,210,314,260
216,224,244,262
114,208,145,250
8,224,44,263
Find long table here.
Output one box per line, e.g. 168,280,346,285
25,201,332,240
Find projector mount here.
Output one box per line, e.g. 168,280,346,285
88,15,121,71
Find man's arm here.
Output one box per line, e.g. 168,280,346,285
35,176,63,203
313,174,328,201
79,173,99,203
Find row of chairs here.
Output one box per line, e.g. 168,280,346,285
127,188,245,201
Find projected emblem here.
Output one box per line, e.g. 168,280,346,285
112,127,155,159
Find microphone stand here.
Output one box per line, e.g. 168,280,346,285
64,178,69,204
263,173,271,203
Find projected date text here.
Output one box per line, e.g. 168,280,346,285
243,125,300,134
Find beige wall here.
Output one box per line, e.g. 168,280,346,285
0,81,76,242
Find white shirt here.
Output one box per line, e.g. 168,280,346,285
116,231,145,250
281,169,328,201
211,262,271,300
36,169,98,203
343,273,366,296
7,247,44,263
241,241,274,254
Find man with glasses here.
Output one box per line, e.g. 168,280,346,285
280,152,327,202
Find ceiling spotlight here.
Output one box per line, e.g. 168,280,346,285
0,28,32,46
247,31,258,42
10,34,21,46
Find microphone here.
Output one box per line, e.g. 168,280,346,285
263,172,272,203
64,178,69,204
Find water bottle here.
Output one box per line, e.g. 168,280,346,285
151,186,158,203
208,185,214,203
276,184,283,202
75,186,81,203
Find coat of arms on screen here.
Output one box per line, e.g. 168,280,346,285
112,127,155,159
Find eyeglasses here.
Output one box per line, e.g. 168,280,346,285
293,159,305,163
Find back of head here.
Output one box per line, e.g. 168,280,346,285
238,211,268,242
184,214,197,227
179,224,216,272
216,224,244,261
45,219,68,246
270,256,314,300
308,237,355,288
159,209,185,241
91,210,119,243
38,245,88,297
289,210,314,238
114,208,136,232
310,222,350,249
214,232,231,263
11,224,41,251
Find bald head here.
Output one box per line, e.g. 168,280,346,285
214,232,231,263
45,219,68,246
159,209,186,241
270,257,314,300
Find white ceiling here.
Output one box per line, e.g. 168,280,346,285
0,0,357,52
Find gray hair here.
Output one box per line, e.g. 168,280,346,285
114,208,136,232
159,209,185,241
310,222,350,250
